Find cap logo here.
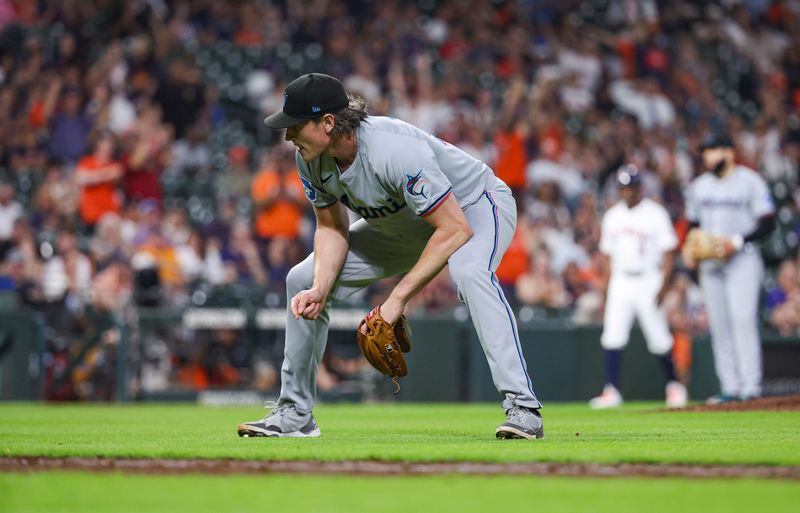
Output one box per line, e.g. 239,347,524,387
311,106,321,113
282,91,288,108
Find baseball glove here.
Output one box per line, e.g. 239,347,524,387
682,228,730,262
357,306,411,393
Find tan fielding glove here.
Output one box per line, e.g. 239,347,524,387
683,228,729,262
357,306,411,393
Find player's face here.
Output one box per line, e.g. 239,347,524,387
285,116,333,161
702,147,733,170
619,185,640,206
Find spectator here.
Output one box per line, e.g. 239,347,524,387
608,78,676,131
121,102,171,205
47,85,93,165
32,161,78,222
491,76,529,199
222,220,266,286
216,144,252,202
767,259,800,336
154,58,205,139
516,249,568,309
74,131,123,229
168,122,211,177
251,149,307,243
178,227,229,286
0,181,22,260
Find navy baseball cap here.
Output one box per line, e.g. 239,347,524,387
263,73,349,129
616,164,641,187
699,132,734,152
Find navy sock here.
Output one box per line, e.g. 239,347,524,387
604,349,623,389
659,354,677,382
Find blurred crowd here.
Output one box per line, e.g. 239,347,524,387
0,0,799,398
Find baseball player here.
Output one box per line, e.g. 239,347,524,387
589,165,688,409
683,133,775,403
238,73,543,439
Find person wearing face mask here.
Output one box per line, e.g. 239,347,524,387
683,133,776,404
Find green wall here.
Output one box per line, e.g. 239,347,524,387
2,308,797,403
0,311,46,400
403,316,721,403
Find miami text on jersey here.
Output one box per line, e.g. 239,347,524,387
699,197,749,209
339,195,406,219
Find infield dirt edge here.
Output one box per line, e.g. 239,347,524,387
2,457,799,480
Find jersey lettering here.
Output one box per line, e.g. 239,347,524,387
699,197,748,209
340,195,406,219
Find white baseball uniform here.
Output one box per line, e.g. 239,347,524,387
599,198,678,353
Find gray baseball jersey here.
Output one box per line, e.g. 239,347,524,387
684,165,774,237
684,165,774,398
296,116,500,235
277,115,540,417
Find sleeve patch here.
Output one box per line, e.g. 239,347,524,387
405,170,429,199
299,176,317,202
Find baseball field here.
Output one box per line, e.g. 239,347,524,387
1,401,799,513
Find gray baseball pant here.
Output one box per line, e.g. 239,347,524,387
278,183,541,414
699,247,764,397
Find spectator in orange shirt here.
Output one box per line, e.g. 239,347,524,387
495,222,531,294
251,149,307,242
492,76,529,202
75,131,123,229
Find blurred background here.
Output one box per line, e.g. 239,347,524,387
0,0,798,404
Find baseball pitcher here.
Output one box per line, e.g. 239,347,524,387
238,74,543,439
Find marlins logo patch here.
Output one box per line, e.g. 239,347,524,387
405,170,428,199
299,176,317,201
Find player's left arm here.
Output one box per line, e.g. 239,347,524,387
380,195,473,324
720,175,776,259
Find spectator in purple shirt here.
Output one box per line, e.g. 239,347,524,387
48,87,93,165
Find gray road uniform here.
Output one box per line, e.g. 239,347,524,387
684,166,775,398
280,115,541,416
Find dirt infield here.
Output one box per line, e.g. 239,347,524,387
678,394,800,412
2,456,799,480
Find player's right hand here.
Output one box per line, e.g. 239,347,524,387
291,287,326,320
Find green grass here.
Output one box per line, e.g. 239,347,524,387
1,402,798,466
1,472,798,513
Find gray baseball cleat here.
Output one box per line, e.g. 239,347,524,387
237,402,321,438
495,406,544,440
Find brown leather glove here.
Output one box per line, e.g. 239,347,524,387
683,228,727,262
357,306,411,393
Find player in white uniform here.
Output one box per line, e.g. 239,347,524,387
684,133,775,403
589,165,688,409
237,73,543,439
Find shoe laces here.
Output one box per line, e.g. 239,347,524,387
261,401,294,421
507,406,536,426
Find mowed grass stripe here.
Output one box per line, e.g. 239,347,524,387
1,472,799,513
0,403,798,466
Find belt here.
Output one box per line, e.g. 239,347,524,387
620,269,659,277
